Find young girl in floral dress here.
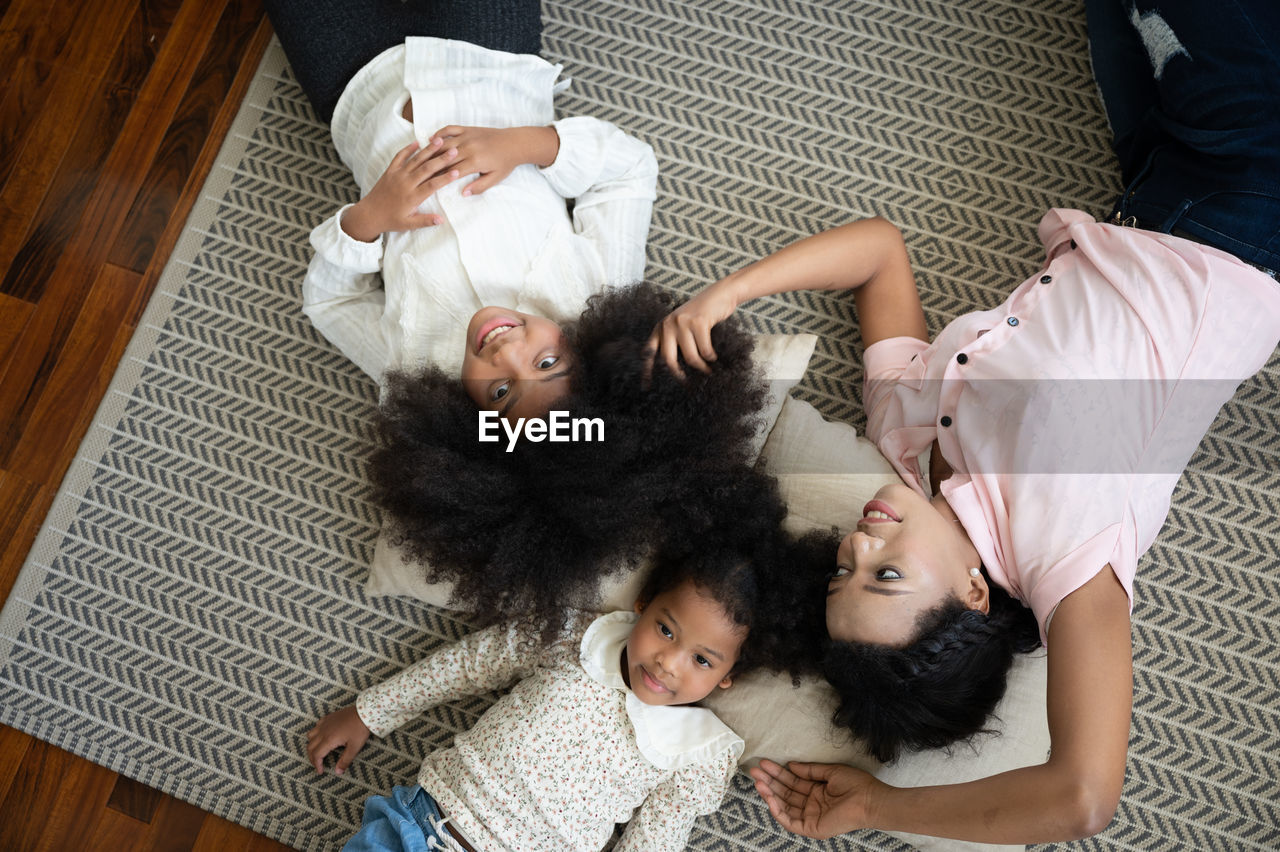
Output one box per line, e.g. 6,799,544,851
306,537,819,852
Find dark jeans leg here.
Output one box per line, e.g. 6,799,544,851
265,0,543,122
1087,0,1280,268
1084,0,1159,185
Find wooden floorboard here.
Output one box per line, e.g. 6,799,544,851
0,0,292,848
111,0,265,276
0,0,136,294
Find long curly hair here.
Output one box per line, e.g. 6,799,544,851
369,282,777,629
822,577,1041,764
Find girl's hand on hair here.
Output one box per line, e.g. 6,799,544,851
645,276,743,380
342,140,460,241
749,758,878,839
429,125,560,197
306,705,372,776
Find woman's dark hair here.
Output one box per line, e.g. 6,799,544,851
638,525,834,678
823,578,1041,764
370,282,777,630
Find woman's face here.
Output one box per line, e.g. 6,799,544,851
825,483,987,646
461,307,573,421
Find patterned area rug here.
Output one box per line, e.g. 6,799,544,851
2,1,1278,850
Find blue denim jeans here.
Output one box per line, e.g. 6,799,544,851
1086,0,1280,271
341,785,461,852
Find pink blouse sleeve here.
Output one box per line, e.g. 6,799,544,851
861,335,930,445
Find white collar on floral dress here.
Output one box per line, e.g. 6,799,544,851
578,611,744,771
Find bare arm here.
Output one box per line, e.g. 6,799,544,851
752,565,1133,844
648,217,927,376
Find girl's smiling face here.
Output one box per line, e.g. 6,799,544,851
461,307,573,420
624,580,745,706
825,483,988,646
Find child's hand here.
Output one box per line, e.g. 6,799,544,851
341,140,460,241
306,705,372,775
430,125,560,197
645,277,743,380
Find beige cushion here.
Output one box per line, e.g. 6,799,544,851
702,669,875,769
744,332,820,463
364,332,818,605
366,532,456,605
756,390,907,534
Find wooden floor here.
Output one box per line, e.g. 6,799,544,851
0,0,292,847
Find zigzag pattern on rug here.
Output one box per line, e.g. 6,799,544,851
1,1,1277,850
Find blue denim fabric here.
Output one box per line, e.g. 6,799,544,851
341,785,458,852
1087,0,1280,270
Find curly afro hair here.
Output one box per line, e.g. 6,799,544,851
822,577,1041,764
638,525,836,679
369,282,781,630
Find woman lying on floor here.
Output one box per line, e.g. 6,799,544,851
267,0,792,626
649,0,1280,842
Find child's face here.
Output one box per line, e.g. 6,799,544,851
625,580,745,706
461,307,573,421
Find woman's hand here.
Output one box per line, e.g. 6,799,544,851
431,125,560,196
748,759,879,839
341,140,460,241
645,277,743,379
306,705,372,775
646,218,926,381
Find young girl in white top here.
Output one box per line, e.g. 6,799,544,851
266,2,783,625
306,538,816,852
299,32,657,421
